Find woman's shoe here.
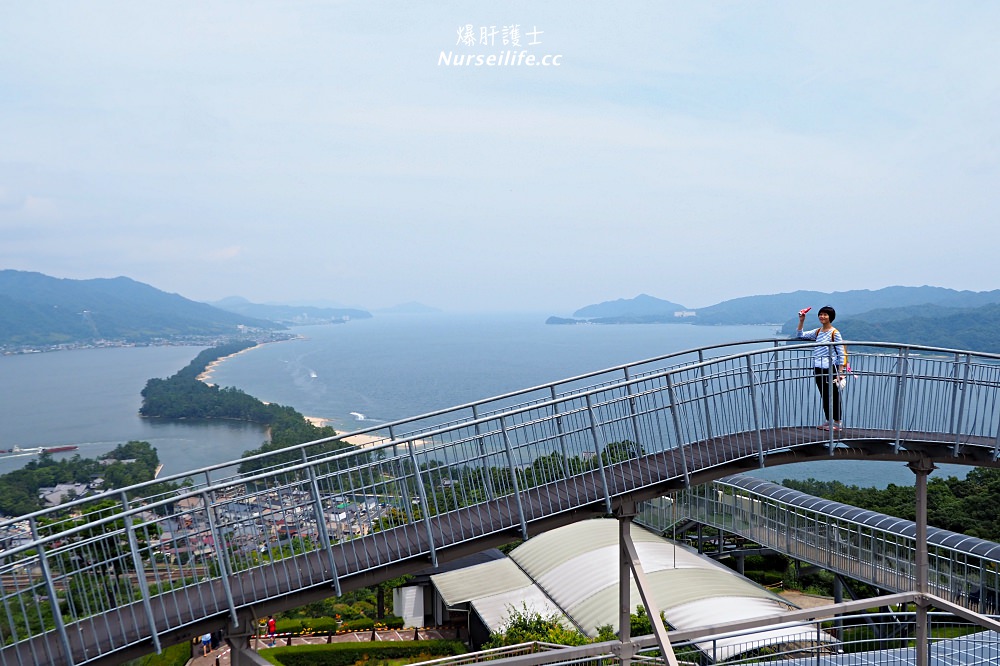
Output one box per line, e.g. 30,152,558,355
832,422,843,432
817,423,831,431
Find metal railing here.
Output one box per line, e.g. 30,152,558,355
3,340,1000,664
408,641,571,666
472,594,1000,666
641,475,1000,614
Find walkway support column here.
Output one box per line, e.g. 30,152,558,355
908,457,936,666
615,501,679,666
229,610,270,666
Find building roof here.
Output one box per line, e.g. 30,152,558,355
432,558,570,631
431,518,835,661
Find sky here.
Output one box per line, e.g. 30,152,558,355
1,2,998,314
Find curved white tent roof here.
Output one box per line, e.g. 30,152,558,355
431,555,572,632
432,518,837,661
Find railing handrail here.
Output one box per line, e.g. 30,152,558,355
4,339,999,532
6,338,1000,665
0,339,760,523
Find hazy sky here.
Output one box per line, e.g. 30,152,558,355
2,2,998,314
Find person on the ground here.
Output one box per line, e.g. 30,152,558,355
201,632,212,656
267,615,277,647
796,305,847,431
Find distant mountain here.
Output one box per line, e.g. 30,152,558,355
790,303,1000,353
0,270,280,348
574,293,689,317
553,286,1000,331
565,294,690,323
212,296,372,324
696,286,1000,326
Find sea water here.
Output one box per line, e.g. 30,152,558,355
0,313,970,487
0,346,267,477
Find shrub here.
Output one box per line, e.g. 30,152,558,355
275,619,303,633
261,639,465,666
351,600,376,617
340,617,375,632
304,617,340,633
331,603,357,619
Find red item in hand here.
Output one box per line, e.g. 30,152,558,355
798,307,812,316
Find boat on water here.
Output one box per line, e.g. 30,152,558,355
0,444,79,457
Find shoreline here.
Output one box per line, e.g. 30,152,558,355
197,336,301,386
197,345,261,385
303,416,387,450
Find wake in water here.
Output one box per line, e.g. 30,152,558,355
349,412,366,421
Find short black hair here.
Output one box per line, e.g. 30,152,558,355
818,305,836,322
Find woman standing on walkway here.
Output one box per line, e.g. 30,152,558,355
796,305,847,431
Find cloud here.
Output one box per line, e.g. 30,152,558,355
2,2,999,311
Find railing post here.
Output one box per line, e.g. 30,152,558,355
120,492,162,652
892,348,910,451
745,356,766,465
200,489,240,627
584,394,614,514
30,516,72,665
952,354,972,456
408,441,438,567
390,426,416,524
472,405,497,499
500,416,530,539
301,450,341,596
623,367,646,456
664,373,690,487
549,387,573,482
770,346,782,432
697,349,715,441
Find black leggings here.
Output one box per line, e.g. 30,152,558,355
813,367,842,422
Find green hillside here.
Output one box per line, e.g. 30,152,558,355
0,270,280,348
695,286,1000,325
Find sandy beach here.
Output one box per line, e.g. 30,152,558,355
194,341,398,453
305,421,388,450
301,419,427,451
197,344,263,385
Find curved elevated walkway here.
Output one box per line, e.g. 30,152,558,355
2,339,1000,665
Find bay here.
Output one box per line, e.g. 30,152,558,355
0,346,267,478
0,314,971,488
207,313,968,488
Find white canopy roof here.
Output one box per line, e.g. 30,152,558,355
432,557,570,631
431,518,835,660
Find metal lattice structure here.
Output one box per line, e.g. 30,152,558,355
644,475,1000,611
2,339,1000,665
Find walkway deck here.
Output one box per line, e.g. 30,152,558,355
3,340,1000,665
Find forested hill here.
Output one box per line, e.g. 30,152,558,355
811,303,1000,353
551,286,1000,327
786,468,1000,541
212,296,372,324
139,341,352,473
0,270,280,348
694,286,1000,325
